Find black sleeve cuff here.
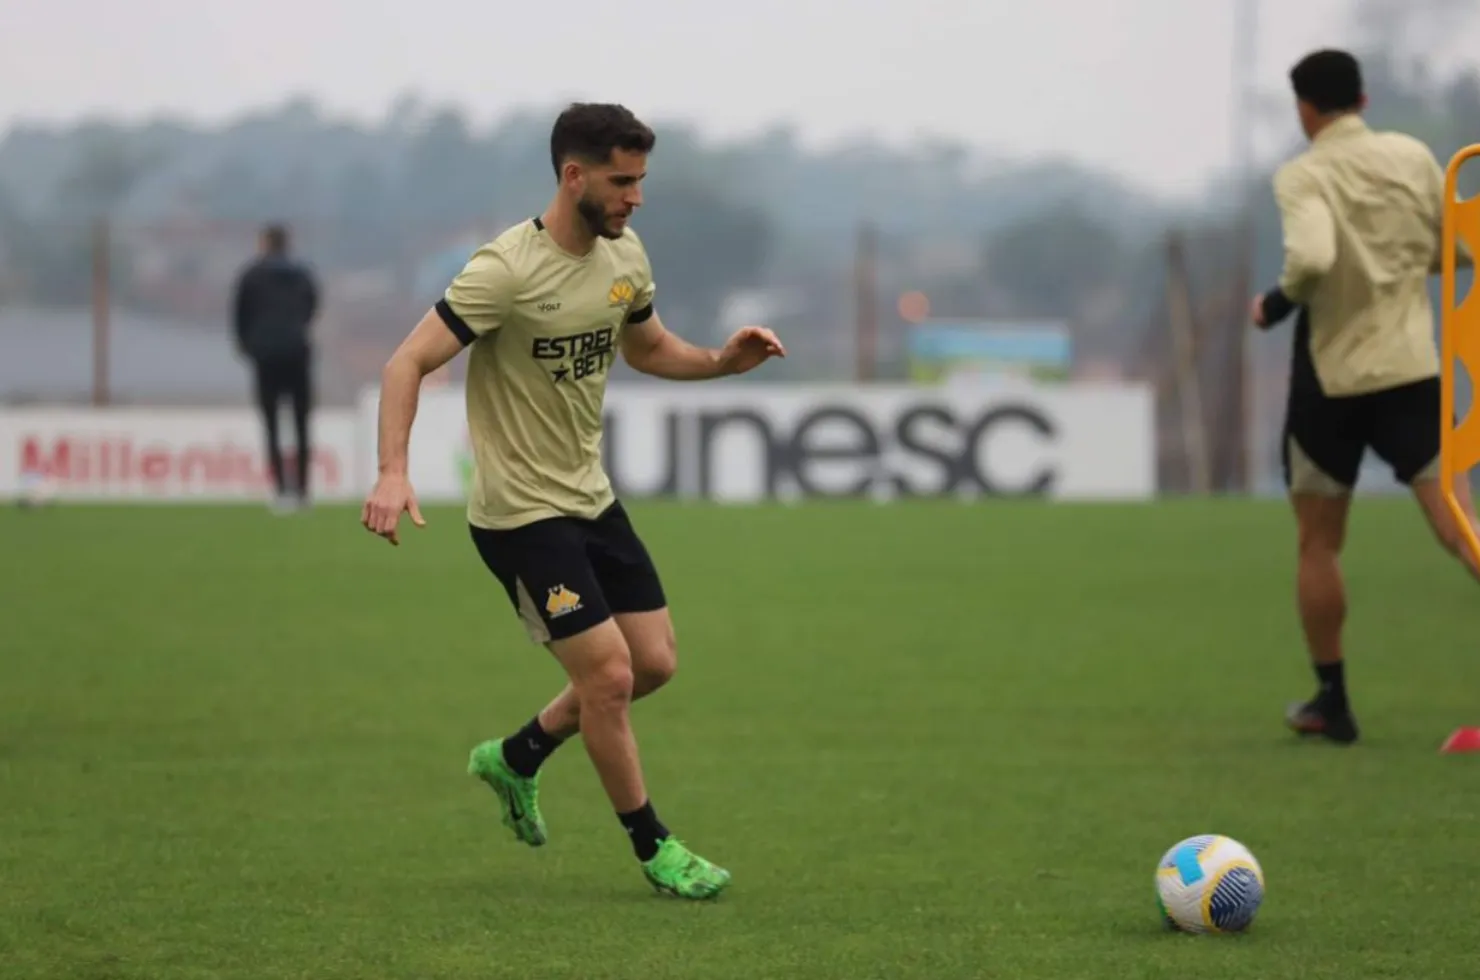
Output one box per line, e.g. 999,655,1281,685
435,298,477,346
626,303,654,325
1260,288,1296,327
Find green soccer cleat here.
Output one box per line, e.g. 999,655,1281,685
641,837,731,900
467,739,547,847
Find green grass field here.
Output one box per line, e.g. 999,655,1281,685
3,498,1478,979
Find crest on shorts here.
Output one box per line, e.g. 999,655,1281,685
545,584,583,617
607,276,636,308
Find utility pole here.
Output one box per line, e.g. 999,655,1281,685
1230,0,1259,492
855,221,878,382
92,217,111,407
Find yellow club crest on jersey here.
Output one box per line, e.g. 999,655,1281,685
607,276,636,307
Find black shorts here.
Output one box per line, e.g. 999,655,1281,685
1281,374,1441,495
469,500,667,644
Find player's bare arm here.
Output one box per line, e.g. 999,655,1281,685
620,310,785,380
361,307,466,545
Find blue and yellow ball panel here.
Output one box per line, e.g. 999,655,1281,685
1203,864,1264,933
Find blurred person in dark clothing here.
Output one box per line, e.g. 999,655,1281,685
233,223,319,511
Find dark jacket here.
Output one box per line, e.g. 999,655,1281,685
233,254,319,361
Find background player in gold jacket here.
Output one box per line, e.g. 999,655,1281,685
1253,49,1480,745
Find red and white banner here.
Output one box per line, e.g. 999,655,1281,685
0,407,360,501
2,381,1156,504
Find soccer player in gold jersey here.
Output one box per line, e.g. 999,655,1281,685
362,103,785,899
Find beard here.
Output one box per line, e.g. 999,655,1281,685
577,195,625,240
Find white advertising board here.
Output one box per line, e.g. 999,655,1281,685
0,407,360,502
1,382,1154,505
356,382,1156,504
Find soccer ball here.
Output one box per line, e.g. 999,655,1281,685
1154,834,1265,934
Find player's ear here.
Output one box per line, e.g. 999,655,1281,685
561,160,585,192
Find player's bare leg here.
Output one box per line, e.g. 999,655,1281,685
535,609,679,738
467,620,641,847
551,618,725,898
469,616,726,898
543,619,648,809
1285,492,1359,743
615,609,680,701
1411,473,1480,582
469,612,676,845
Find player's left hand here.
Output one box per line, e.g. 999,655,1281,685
1249,294,1268,328
718,325,786,376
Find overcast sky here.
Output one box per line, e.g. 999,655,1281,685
4,0,1478,199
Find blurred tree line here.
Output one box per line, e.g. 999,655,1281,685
0,0,1476,375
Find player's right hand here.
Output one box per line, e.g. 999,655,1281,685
361,472,426,546
1249,294,1269,328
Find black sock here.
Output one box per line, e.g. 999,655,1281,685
1315,661,1347,711
617,800,670,862
499,716,565,778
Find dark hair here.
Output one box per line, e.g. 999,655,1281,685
1290,49,1364,114
262,223,289,252
549,103,656,179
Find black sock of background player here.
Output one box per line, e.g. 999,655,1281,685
1315,661,1347,711
618,800,670,862
500,716,564,778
